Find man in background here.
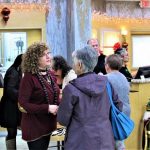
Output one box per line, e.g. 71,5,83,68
87,38,106,75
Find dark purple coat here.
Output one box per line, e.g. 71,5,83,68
18,71,59,141
57,72,122,150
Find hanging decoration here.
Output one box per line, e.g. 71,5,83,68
1,7,10,23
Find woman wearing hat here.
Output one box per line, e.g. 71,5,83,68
113,42,133,82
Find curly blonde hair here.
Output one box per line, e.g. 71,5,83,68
22,42,49,74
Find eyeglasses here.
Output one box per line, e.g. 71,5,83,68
92,44,98,47
40,51,51,57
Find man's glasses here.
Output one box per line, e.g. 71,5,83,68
92,44,98,47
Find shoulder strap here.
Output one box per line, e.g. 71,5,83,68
106,82,121,114
106,82,113,106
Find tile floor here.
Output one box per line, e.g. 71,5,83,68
0,127,63,150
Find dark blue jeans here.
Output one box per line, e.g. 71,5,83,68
27,134,51,150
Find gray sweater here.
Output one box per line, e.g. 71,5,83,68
106,71,131,117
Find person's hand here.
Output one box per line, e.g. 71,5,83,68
49,105,59,115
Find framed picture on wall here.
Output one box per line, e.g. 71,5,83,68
101,29,121,56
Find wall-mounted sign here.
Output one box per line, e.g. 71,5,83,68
140,0,150,8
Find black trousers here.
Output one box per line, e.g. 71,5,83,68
27,134,51,150
6,127,17,140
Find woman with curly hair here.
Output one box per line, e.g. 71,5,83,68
18,42,60,150
52,55,77,90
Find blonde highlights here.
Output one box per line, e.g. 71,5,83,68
22,42,49,74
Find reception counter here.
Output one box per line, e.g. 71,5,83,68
125,81,150,149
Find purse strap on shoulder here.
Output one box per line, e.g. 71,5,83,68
106,82,113,105
106,82,120,113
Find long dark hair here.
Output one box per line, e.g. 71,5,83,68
11,54,23,69
53,55,71,79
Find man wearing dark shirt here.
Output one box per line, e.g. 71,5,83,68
87,39,106,74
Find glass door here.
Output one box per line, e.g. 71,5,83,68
0,32,27,77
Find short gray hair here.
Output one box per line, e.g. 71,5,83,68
72,46,98,72
105,54,122,70
115,48,127,57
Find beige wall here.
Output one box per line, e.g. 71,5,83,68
0,7,46,44
92,15,150,73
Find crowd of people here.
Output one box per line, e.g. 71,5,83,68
0,39,133,150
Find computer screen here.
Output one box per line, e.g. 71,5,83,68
134,66,150,79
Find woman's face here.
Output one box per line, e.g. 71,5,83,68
122,51,129,63
38,49,52,69
51,60,63,85
53,69,63,85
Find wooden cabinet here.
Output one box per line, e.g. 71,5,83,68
125,82,150,149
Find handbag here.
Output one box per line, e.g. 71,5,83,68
106,82,134,140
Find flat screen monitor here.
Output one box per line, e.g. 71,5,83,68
134,66,150,79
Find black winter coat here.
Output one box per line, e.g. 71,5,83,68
0,66,22,127
93,54,106,75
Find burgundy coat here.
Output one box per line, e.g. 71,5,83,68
18,71,59,141
57,72,122,150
